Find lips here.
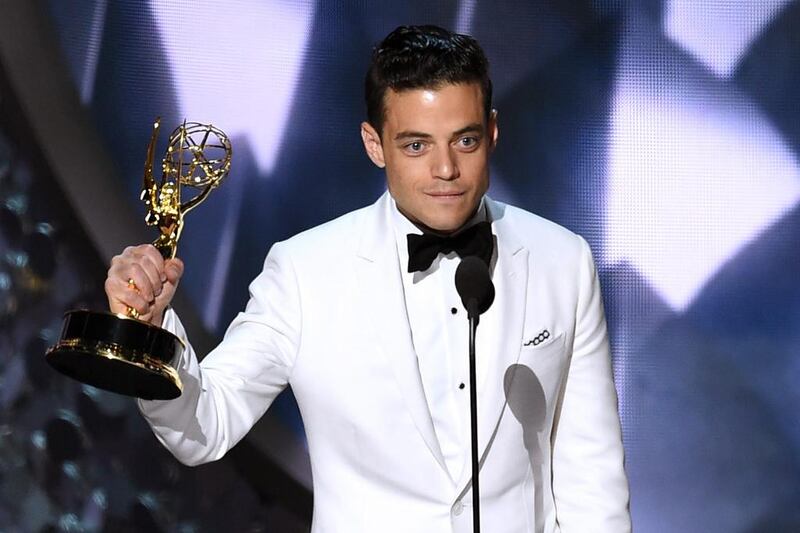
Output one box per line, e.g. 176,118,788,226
426,191,464,197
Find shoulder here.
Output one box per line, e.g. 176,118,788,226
267,199,379,264
488,197,590,262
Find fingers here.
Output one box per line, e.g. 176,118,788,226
132,244,167,290
109,246,160,300
105,244,181,324
105,276,150,316
127,262,157,302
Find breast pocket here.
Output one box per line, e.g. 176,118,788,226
520,331,566,363
513,331,567,409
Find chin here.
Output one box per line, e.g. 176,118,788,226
424,217,468,234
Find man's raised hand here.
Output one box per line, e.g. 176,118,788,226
105,244,184,326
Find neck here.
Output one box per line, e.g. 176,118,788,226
397,201,485,236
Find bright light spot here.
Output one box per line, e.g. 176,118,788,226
421,90,437,103
664,0,792,78
149,0,315,174
607,53,800,311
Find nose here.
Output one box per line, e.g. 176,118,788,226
432,145,459,181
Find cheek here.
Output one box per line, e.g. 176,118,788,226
386,159,425,193
385,175,415,211
462,154,490,188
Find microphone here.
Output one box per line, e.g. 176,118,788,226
454,255,495,533
455,256,495,319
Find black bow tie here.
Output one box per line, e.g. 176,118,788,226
406,220,494,273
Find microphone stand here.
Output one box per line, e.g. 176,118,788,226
455,256,494,533
467,301,481,533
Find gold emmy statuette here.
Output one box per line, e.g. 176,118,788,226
46,119,232,399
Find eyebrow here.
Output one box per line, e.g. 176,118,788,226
453,123,484,137
393,123,484,142
394,130,433,141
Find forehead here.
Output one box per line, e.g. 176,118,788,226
382,82,484,133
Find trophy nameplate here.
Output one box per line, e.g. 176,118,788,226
46,119,232,400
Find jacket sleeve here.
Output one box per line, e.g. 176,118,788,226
551,236,631,532
137,241,302,466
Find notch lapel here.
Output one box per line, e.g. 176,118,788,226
353,193,449,475
456,197,530,494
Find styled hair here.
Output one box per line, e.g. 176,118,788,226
365,25,493,135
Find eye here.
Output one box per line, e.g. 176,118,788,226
403,141,427,154
457,136,480,150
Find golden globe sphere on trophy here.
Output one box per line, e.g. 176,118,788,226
46,118,232,400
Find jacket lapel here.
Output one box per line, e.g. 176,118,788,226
353,192,449,475
456,197,530,494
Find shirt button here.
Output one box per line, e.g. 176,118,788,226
451,307,458,315
452,500,464,516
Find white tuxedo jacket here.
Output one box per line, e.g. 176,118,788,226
139,192,631,532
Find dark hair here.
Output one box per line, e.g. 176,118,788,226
365,25,493,135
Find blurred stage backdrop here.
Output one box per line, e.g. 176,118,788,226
0,0,798,531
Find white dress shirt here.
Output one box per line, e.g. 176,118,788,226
390,198,493,482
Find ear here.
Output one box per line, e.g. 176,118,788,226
360,121,386,168
488,109,499,152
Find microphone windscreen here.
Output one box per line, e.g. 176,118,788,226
455,256,495,317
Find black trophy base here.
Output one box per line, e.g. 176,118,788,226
46,310,185,400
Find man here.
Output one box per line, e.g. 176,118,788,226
107,25,630,532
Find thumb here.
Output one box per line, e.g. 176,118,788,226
151,258,183,325
164,257,184,284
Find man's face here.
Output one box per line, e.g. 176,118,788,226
361,82,498,233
